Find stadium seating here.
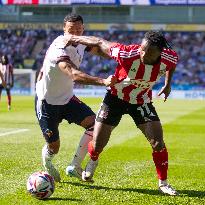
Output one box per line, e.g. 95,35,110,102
1,29,205,89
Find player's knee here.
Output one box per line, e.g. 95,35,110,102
81,115,95,128
150,139,165,151
43,129,60,154
48,142,60,154
86,122,95,132
45,136,60,154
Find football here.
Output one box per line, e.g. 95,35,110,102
26,171,55,199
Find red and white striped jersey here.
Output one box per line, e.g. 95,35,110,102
109,43,178,104
0,63,13,85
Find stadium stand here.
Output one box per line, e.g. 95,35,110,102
31,30,205,89
0,28,205,89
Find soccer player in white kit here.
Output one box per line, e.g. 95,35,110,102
35,14,116,182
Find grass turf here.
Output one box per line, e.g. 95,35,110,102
0,96,205,205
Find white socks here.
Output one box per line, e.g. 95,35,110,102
42,144,54,167
159,179,168,187
71,130,93,166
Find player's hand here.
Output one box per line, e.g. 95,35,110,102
103,75,117,87
2,80,6,88
6,84,11,89
158,85,171,102
62,34,74,46
63,34,80,42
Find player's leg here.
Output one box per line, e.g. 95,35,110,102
82,121,113,182
6,88,11,110
131,102,178,196
82,91,124,182
41,139,61,183
66,117,95,179
35,96,61,182
64,96,96,179
138,121,178,195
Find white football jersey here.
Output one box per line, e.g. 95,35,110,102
36,35,87,105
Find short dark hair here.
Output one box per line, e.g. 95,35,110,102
63,14,84,26
144,30,171,51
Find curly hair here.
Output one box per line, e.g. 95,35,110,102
144,30,172,51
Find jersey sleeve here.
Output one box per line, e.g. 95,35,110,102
47,47,70,66
109,43,140,62
53,35,69,49
45,38,70,66
161,49,178,70
56,54,71,64
48,35,71,64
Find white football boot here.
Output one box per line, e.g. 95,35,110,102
43,159,61,183
66,164,83,180
82,159,99,183
159,180,179,196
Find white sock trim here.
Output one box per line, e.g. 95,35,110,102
42,144,55,166
159,179,168,187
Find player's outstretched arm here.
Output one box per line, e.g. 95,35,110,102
158,68,175,102
0,70,6,88
65,35,113,57
58,60,116,87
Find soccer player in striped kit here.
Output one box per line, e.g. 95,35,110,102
0,68,6,89
0,55,14,110
66,31,179,195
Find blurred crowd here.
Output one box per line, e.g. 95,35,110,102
0,29,205,89
0,29,37,69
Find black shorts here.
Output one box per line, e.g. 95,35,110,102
35,95,95,143
96,91,160,126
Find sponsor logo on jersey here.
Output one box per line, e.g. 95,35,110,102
127,79,155,89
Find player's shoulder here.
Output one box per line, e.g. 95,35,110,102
110,43,140,59
51,35,67,49
161,48,178,66
111,42,140,50
161,48,178,59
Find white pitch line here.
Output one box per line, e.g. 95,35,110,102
0,129,29,137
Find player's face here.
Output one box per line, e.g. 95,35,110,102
140,39,161,65
63,21,84,36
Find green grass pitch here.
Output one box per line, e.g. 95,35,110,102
0,96,205,205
